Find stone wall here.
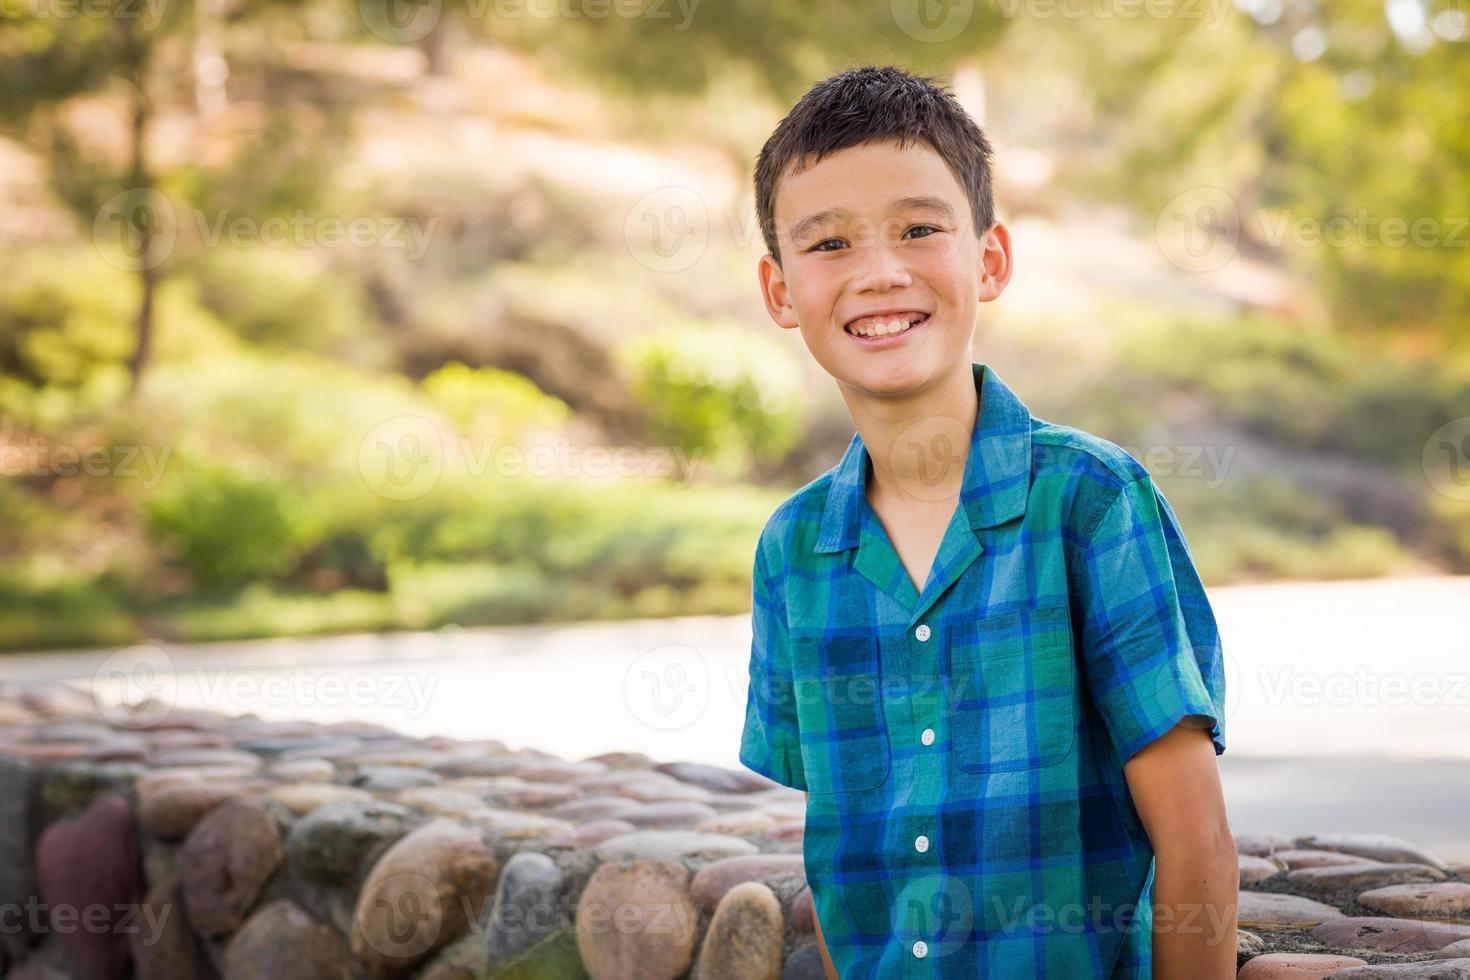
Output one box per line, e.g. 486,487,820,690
2,682,1470,979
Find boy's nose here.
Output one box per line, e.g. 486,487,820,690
853,245,913,293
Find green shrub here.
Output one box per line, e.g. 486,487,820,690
144,457,303,590
422,361,571,441
387,560,556,628
0,570,136,650
1115,312,1459,465
617,321,805,479
1188,521,1407,582
0,252,135,427
180,245,375,356
162,585,397,643
0,248,244,430
132,348,438,478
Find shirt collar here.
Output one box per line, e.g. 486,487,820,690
814,362,1033,554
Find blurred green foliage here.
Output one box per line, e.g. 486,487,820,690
422,363,572,441
181,246,370,356
618,322,806,480
2,1,1469,652
1017,301,1470,581
0,261,136,427
1031,0,1470,340
144,456,302,590
1115,313,1470,464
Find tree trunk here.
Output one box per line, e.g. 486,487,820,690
419,17,452,76
124,34,157,397
128,263,157,397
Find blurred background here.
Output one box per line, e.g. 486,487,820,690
2,0,1469,852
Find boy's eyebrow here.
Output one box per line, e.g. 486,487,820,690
891,195,956,220
789,207,851,245
788,195,958,245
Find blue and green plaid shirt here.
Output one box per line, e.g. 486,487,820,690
739,361,1226,978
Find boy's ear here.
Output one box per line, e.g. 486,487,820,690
977,220,1014,303
758,253,801,330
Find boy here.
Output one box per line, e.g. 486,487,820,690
738,66,1236,979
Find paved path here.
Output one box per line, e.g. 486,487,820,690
8,575,1470,858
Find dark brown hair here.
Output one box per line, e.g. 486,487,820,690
754,65,995,265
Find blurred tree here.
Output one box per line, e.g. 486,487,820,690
1027,0,1470,343
373,0,1009,101
0,0,342,398
511,0,1007,101
0,0,192,395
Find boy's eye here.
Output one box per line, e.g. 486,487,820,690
807,225,942,253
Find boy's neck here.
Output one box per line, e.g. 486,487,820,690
840,362,980,508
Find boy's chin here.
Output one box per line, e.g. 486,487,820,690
829,352,959,396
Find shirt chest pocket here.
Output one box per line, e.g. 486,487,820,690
791,636,891,796
946,605,1079,774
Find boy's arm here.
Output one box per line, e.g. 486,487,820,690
801,791,840,980
1124,723,1238,980
738,539,807,790
1069,473,1232,979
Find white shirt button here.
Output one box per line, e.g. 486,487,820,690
915,624,931,641
912,940,928,958
920,727,935,746
915,835,929,853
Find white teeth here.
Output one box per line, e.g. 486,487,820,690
850,315,922,338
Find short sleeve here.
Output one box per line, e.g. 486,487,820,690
1071,474,1226,765
737,544,808,791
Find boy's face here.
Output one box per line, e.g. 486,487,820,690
758,138,1011,399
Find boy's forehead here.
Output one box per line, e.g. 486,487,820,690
773,139,964,238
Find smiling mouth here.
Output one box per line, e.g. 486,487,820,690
844,311,930,339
